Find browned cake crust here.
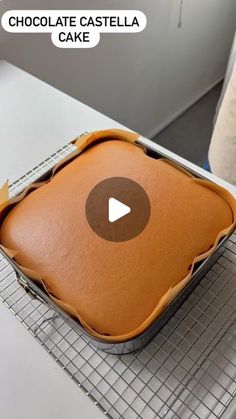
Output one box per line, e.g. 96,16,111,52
0,136,235,340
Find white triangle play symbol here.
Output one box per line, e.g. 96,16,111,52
108,197,131,223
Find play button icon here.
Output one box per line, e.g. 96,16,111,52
85,177,151,242
108,198,131,223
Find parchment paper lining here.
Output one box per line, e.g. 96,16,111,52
0,129,236,343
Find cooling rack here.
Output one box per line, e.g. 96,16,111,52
0,143,236,419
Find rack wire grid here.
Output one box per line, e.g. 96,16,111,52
0,143,236,419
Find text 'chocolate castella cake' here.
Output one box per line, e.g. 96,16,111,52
0,129,235,342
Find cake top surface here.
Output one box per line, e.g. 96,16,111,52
0,130,235,341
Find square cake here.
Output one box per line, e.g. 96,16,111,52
0,129,235,342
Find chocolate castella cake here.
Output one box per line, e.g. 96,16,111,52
0,129,235,342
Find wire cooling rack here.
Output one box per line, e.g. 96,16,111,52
0,143,236,419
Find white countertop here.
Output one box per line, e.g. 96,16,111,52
0,60,235,419
0,60,126,186
0,301,104,419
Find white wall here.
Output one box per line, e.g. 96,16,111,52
0,0,236,138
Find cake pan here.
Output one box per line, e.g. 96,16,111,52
0,139,234,354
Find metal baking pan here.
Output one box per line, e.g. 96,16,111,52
0,139,234,354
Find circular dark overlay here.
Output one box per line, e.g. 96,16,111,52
85,177,151,242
